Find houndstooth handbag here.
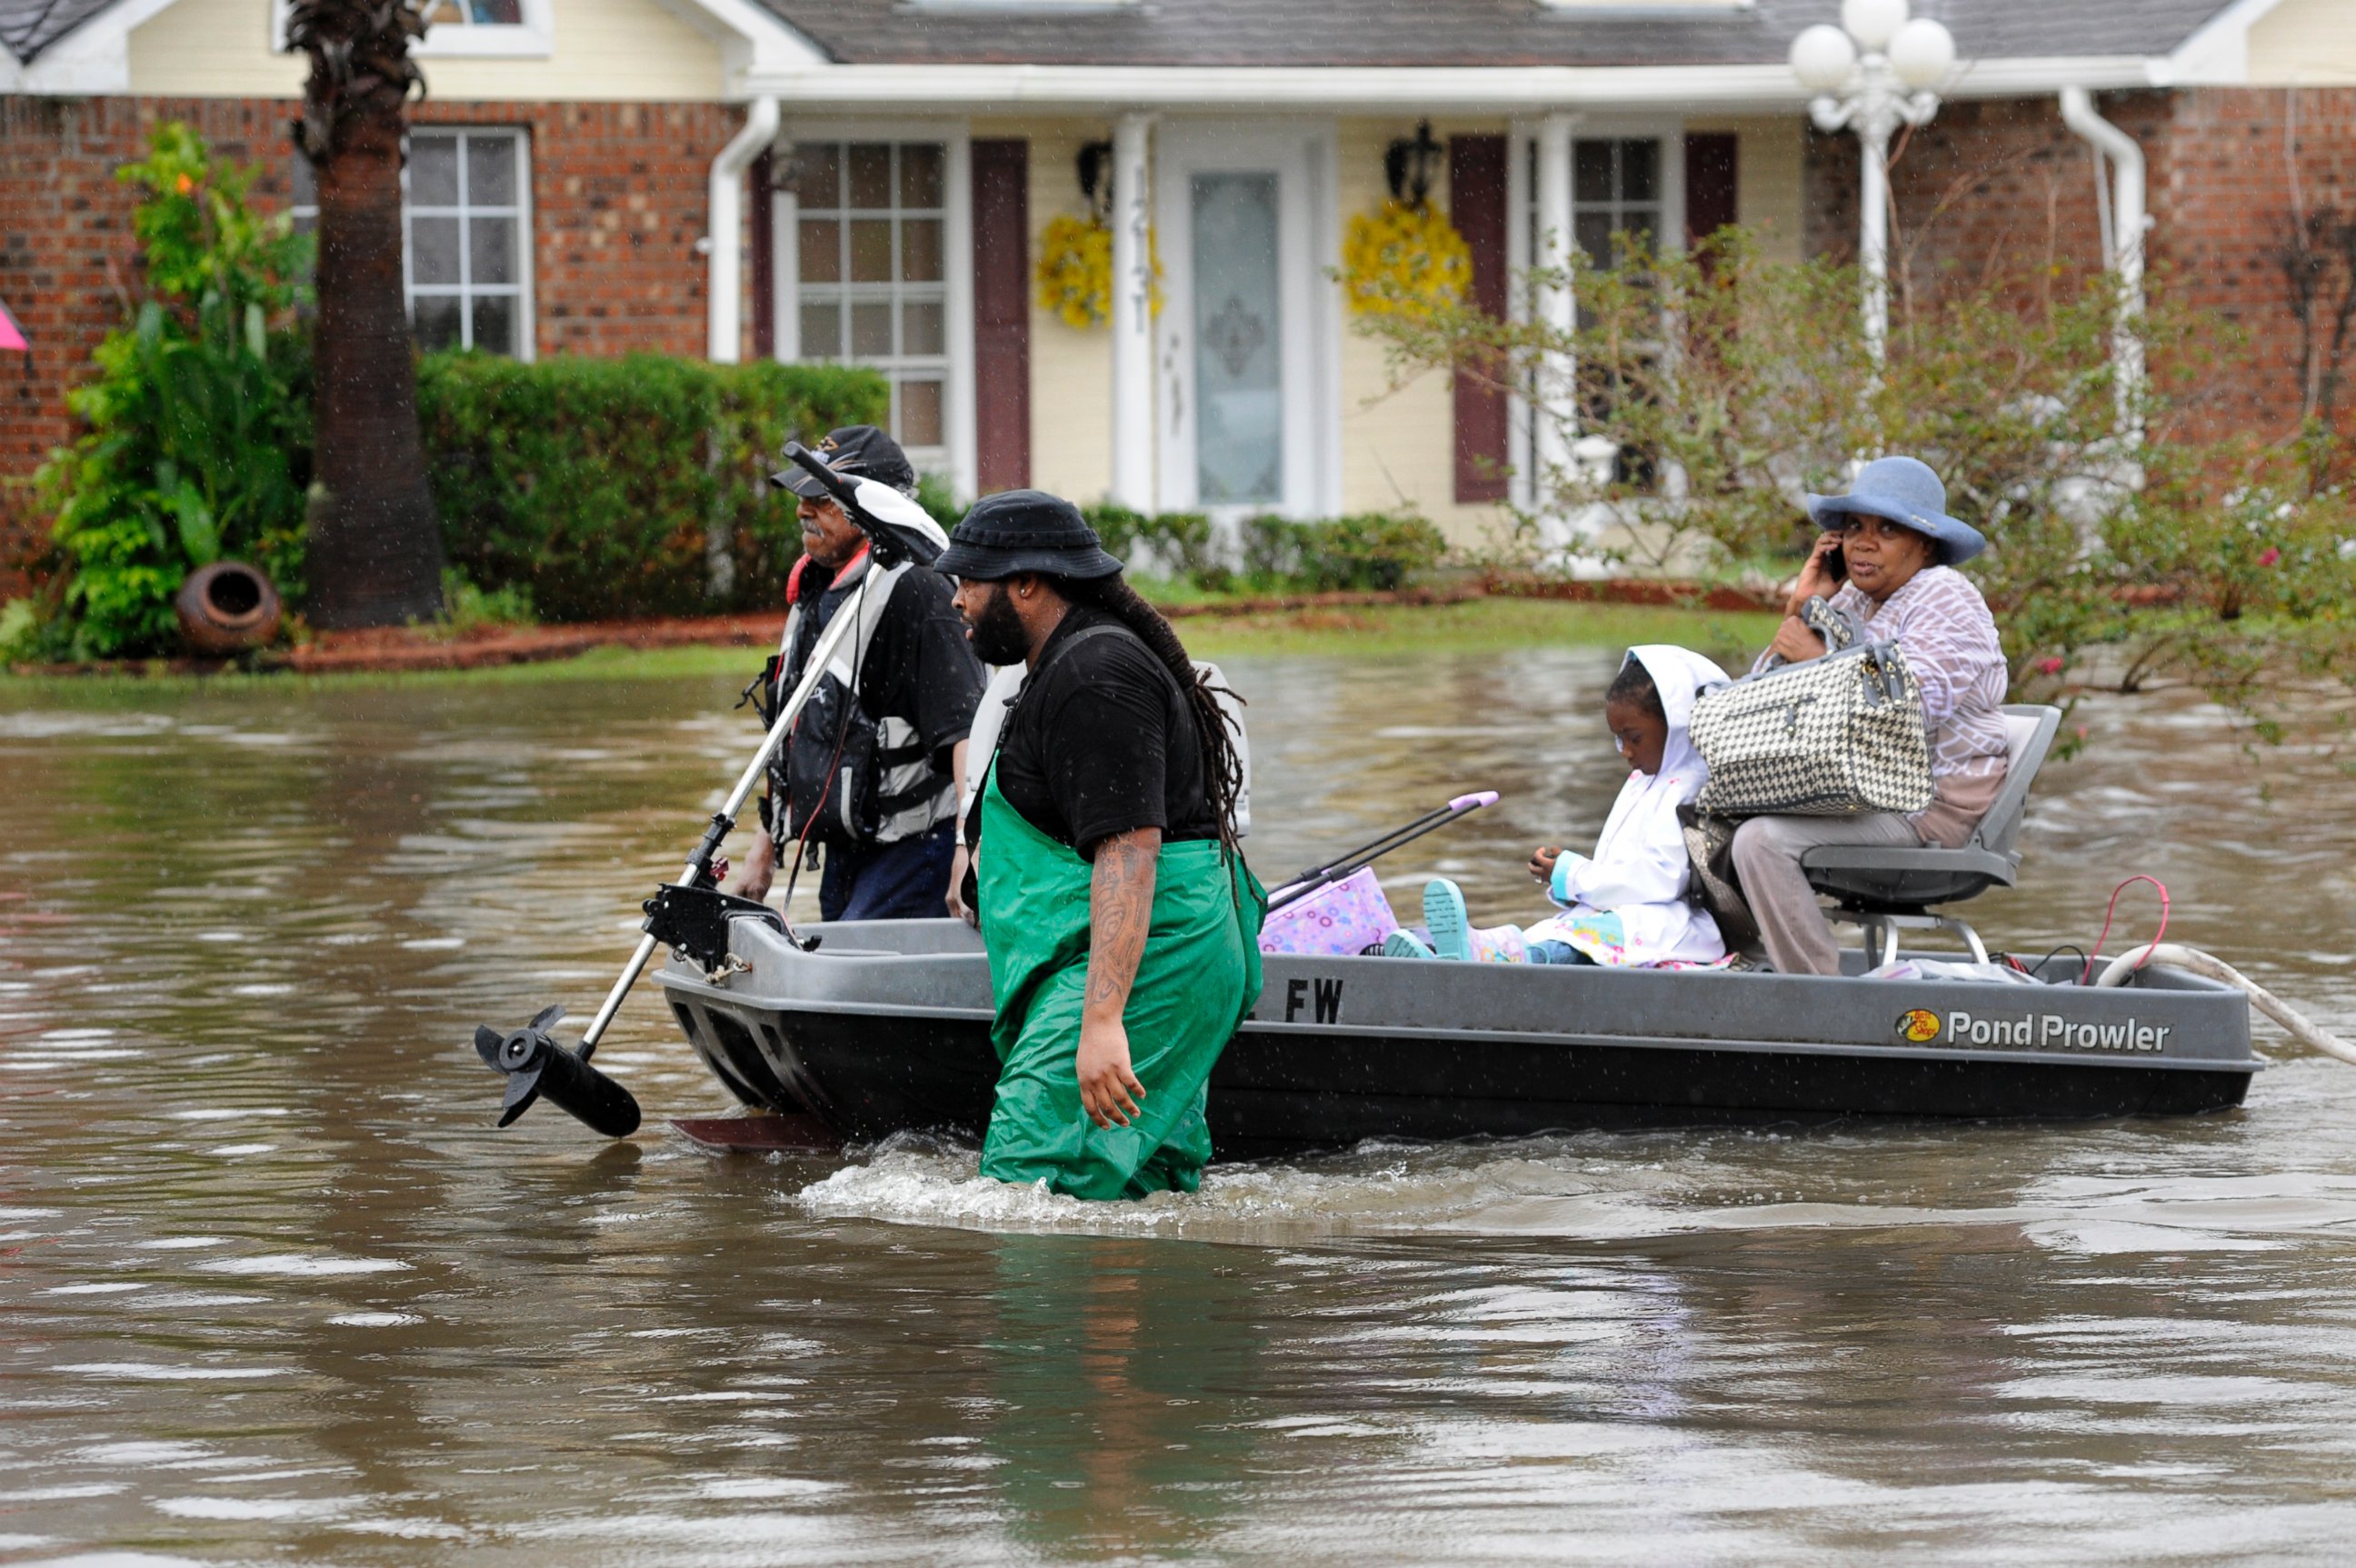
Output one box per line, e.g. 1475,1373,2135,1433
1688,598,1935,817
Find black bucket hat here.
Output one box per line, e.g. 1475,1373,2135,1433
936,490,1124,582
771,425,916,499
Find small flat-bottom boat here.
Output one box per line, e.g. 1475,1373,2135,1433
656,915,2255,1159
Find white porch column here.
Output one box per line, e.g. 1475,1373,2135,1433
706,96,780,364
1110,113,1157,511
1532,112,1579,528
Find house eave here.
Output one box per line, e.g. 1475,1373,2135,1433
730,56,2165,113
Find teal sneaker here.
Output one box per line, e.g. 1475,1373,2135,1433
1423,878,1472,961
1382,928,1436,959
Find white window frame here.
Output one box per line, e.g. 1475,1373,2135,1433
771,121,976,500
402,127,536,361
271,0,554,59
1507,121,1686,512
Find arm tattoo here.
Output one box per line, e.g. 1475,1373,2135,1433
1084,830,1161,1015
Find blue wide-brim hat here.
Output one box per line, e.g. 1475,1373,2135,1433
1803,454,1986,565
937,489,1125,582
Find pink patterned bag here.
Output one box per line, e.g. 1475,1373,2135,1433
1258,866,1399,957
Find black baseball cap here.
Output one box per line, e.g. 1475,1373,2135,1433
771,425,916,499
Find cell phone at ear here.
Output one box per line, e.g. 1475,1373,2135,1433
1824,544,1847,582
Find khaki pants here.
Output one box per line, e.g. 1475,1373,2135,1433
1730,813,1922,976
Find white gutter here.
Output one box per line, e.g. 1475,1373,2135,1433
731,56,2160,113
2059,85,2147,439
706,95,779,365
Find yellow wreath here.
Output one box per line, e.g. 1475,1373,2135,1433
1035,213,1163,330
1340,200,1473,321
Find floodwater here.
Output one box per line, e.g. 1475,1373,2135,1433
4,647,2355,1565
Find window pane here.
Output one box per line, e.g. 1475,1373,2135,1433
470,215,515,285
413,295,462,352
1572,140,1613,205
1572,211,1612,264
847,144,893,209
896,378,944,447
468,0,523,21
411,135,459,206
795,144,839,209
850,300,893,357
412,215,462,285
902,298,944,356
798,218,842,284
848,218,893,282
290,155,316,210
799,301,841,358
899,218,943,283
898,144,944,209
467,135,516,206
1621,139,1659,203
1620,207,1659,255
472,295,516,355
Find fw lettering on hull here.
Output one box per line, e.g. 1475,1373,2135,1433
1282,977,1344,1024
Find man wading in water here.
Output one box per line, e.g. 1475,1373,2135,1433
940,492,1264,1200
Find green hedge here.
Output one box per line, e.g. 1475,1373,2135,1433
1077,504,1449,593
417,354,886,622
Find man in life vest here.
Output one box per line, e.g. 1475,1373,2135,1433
738,426,985,922
940,491,1264,1200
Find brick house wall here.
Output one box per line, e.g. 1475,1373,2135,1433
1804,86,2356,448
0,93,744,594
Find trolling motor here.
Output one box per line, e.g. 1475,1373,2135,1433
470,443,950,1138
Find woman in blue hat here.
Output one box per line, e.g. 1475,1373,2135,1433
1730,456,2012,975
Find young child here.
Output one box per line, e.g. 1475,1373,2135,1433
1386,644,1731,968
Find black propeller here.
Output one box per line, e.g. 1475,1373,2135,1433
471,1005,642,1138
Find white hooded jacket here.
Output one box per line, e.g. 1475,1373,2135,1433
1524,644,1730,967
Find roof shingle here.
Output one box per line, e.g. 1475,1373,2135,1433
752,0,2236,71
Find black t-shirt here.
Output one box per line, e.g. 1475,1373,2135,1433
990,606,1220,859
786,555,983,779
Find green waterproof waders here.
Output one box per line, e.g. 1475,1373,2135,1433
974,767,1264,1200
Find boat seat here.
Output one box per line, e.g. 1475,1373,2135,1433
1800,704,2063,965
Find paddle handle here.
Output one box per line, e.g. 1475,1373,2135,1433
1266,789,1499,914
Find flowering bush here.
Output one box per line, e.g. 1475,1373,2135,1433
27,125,313,659
1339,201,1472,322
1354,225,2356,751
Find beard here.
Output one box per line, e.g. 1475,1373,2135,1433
964,582,1031,665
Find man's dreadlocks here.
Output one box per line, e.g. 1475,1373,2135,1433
1050,573,1247,855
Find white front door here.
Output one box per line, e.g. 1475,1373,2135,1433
1155,124,1334,519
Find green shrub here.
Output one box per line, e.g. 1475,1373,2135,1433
428,569,536,639
914,472,963,529
417,355,884,621
1079,503,1149,563
1298,512,1450,591
33,124,314,659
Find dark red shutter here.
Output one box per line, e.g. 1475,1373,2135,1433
971,139,1032,494
1684,133,1739,255
751,149,774,360
1450,134,1510,504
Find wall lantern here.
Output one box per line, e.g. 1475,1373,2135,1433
1384,121,1445,209
1077,139,1115,223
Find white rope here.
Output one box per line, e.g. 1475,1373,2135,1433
2095,944,2356,1066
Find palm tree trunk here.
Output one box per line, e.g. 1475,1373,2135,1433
292,0,444,628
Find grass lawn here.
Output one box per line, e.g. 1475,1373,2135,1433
2,598,1780,694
